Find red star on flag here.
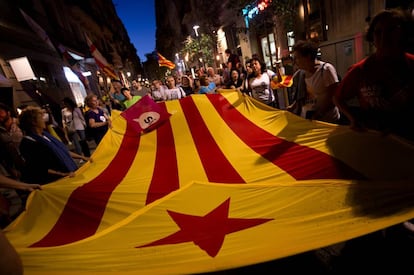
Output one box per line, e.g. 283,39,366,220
136,198,273,257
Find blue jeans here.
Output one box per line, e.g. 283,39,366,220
69,130,90,157
69,131,82,155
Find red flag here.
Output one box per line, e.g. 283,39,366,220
121,95,171,134
85,34,118,80
157,52,176,70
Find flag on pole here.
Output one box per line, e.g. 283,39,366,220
20,9,89,89
121,95,171,134
19,9,56,51
157,52,176,70
85,34,118,80
57,44,90,90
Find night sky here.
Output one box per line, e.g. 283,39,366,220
113,0,156,61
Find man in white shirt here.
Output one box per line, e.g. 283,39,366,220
163,76,186,100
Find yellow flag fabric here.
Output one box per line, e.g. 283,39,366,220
4,91,414,274
271,75,294,89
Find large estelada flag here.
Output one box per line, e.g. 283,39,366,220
5,91,414,274
157,52,176,70
85,33,118,80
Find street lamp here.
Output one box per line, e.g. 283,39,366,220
193,25,200,37
193,25,203,69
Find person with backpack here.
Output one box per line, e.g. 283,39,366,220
292,40,340,123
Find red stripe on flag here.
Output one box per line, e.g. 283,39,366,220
30,124,141,247
271,75,293,89
180,97,245,183
207,94,365,180
157,52,176,69
145,110,180,204
86,34,118,79
281,75,293,87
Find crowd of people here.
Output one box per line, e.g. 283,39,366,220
0,7,413,274
2,6,413,226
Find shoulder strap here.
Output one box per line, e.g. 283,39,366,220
266,70,274,81
23,135,36,142
320,62,329,80
320,62,327,75
263,73,274,103
179,87,185,97
320,62,341,82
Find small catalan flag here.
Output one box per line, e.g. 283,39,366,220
157,52,176,70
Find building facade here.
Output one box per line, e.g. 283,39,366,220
0,0,141,117
155,0,414,78
240,0,414,76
